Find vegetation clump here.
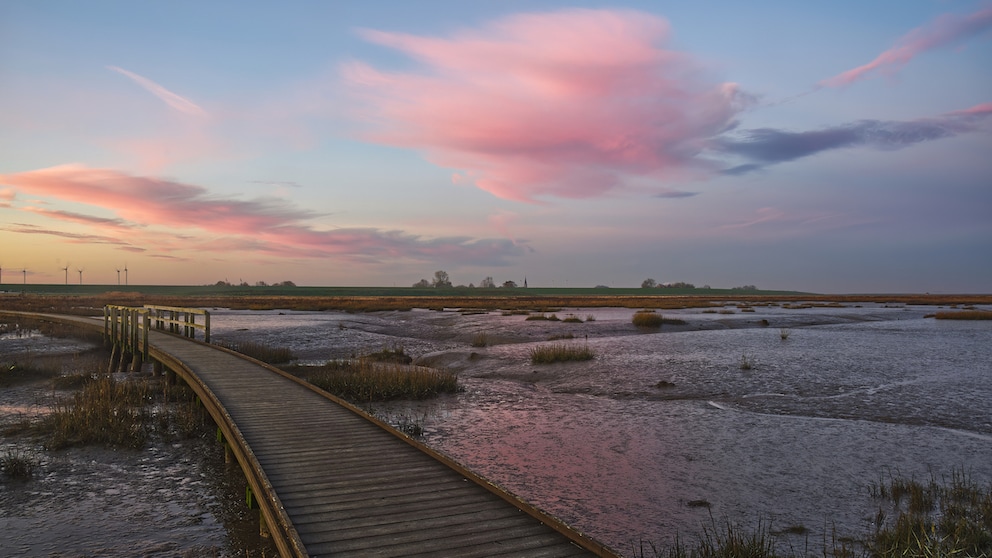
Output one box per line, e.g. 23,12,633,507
867,471,992,558
217,340,295,364
1,450,35,480
305,360,458,402
470,332,490,347
934,310,992,320
529,342,595,364
633,310,665,328
739,353,756,370
632,310,688,328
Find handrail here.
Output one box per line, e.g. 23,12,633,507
143,305,210,342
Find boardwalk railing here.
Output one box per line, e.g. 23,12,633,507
143,305,210,342
104,305,211,371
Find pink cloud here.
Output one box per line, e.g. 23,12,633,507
343,9,744,202
0,165,526,265
107,66,208,117
821,5,992,88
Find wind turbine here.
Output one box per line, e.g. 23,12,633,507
124,263,128,286
77,267,84,285
22,268,27,284
116,267,121,285
0,264,3,285
62,263,70,285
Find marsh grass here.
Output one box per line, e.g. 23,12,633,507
305,360,458,402
562,314,583,323
633,311,666,328
934,310,992,320
217,340,295,364
1,449,35,480
42,375,153,449
529,342,595,364
868,471,992,558
526,313,560,321
633,310,689,328
780,328,791,340
470,332,490,347
739,353,756,370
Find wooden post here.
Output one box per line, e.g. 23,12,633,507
204,311,210,343
153,360,162,377
259,511,270,538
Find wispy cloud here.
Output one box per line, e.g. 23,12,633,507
820,5,992,88
0,165,527,265
712,103,992,171
107,66,208,116
343,9,746,202
22,206,138,230
1,223,138,247
653,190,697,199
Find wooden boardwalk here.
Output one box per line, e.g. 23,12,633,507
4,311,617,558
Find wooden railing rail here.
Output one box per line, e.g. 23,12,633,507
143,305,210,342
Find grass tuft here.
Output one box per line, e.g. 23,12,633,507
42,375,153,449
934,310,992,320
1,449,35,480
217,340,295,364
470,332,490,347
305,360,458,402
739,352,756,370
529,342,595,364
633,310,665,328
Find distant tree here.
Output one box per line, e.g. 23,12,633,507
502,280,517,288
214,280,231,287
641,278,657,288
412,279,431,288
595,285,610,289
731,285,758,292
432,270,452,288
662,281,695,289
277,280,296,287
480,276,496,289
702,285,711,290
255,280,268,287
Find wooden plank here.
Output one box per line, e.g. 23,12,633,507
305,514,552,552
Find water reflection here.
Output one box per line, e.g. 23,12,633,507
209,304,992,554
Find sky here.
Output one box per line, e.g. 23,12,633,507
1,1,990,293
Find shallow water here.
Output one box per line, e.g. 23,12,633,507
211,303,992,555
0,331,277,557
3,304,989,556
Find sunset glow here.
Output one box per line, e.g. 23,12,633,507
1,2,990,292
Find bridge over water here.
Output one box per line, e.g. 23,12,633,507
2,309,618,557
